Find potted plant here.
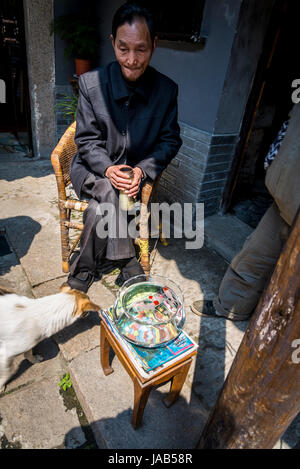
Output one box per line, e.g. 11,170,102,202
55,93,78,122
50,12,100,76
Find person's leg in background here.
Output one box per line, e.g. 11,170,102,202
191,203,290,321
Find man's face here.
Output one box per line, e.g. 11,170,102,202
111,19,157,82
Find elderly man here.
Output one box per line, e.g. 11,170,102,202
68,2,182,292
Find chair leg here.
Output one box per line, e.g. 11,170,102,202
131,378,152,429
139,182,152,278
100,323,114,376
59,205,70,273
163,360,192,408
159,222,168,246
138,238,150,278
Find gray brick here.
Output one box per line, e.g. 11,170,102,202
181,135,210,155
203,198,220,215
162,173,201,193
209,144,235,156
202,170,230,183
198,195,220,205
179,146,208,167
176,150,207,170
180,122,212,145
158,184,197,204
200,179,227,192
56,118,72,126
211,134,238,145
55,85,73,95
160,171,177,186
205,161,232,173
206,153,234,165
168,158,180,168
193,139,211,155
165,162,203,180
198,186,224,199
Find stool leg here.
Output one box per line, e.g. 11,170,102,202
131,379,152,429
163,360,192,408
100,323,114,376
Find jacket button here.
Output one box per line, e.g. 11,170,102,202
121,130,126,136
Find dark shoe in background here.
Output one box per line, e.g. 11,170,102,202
190,299,236,321
95,258,118,279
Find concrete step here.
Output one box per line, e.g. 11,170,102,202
204,213,253,263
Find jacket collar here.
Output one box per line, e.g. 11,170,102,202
110,61,153,102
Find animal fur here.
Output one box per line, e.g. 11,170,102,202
0,283,99,392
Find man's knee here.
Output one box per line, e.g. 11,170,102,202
83,199,101,224
92,178,118,204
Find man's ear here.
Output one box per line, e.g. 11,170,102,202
110,34,115,49
152,36,158,53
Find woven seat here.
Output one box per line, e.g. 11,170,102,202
51,121,160,276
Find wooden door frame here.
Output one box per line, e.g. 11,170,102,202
220,0,288,214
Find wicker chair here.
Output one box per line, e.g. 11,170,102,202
51,121,160,277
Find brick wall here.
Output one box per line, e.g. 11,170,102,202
158,121,238,217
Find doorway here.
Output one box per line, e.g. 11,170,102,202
0,0,32,156
222,0,299,228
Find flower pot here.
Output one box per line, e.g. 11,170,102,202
75,58,91,76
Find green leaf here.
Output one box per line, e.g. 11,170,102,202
58,373,72,391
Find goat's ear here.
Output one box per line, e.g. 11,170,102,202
59,282,71,293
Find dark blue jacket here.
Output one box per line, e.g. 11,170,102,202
70,61,182,198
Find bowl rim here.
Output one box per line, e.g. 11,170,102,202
118,274,185,325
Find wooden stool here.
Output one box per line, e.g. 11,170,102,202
100,320,197,429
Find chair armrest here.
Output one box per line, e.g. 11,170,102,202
51,148,67,202
141,175,161,206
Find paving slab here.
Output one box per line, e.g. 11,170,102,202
0,376,85,449
69,347,208,449
204,213,253,262
0,338,87,449
151,237,228,305
0,338,61,396
0,160,62,286
0,232,33,297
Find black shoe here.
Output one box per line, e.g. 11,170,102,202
95,258,118,279
115,257,144,287
67,271,94,293
190,300,235,321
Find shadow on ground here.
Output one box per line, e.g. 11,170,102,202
63,388,205,449
0,155,53,182
0,217,41,276
151,236,300,449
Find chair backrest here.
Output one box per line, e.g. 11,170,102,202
51,122,77,188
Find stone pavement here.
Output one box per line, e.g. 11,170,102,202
0,154,299,449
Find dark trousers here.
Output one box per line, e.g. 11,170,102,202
214,203,290,320
69,174,136,277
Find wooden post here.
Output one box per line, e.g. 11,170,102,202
197,209,300,449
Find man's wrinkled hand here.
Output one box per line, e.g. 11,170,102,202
105,164,133,191
125,167,143,198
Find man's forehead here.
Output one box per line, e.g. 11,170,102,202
118,38,148,46
116,19,151,42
